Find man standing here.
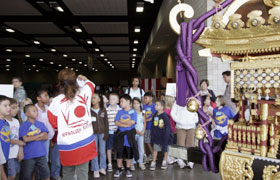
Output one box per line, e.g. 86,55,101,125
222,71,237,114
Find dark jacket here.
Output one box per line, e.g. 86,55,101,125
91,108,109,141
208,89,216,103
151,112,173,152
115,128,139,161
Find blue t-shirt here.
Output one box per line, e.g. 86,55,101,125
115,109,137,147
143,103,156,130
0,119,10,160
213,106,235,138
19,120,49,160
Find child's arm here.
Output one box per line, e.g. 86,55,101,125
17,146,24,162
10,139,25,146
35,132,48,141
140,117,146,135
115,121,131,128
1,165,7,180
119,120,135,126
22,132,47,142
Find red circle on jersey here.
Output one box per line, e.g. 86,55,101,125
74,106,86,118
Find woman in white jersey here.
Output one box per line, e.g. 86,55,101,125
125,77,145,101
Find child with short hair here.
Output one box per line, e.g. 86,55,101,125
106,93,121,172
150,100,172,171
19,104,50,180
12,77,27,104
131,97,146,171
91,93,109,178
212,95,235,139
164,96,177,164
0,95,11,180
143,92,156,162
114,94,138,178
6,98,25,180
20,98,33,122
35,89,55,161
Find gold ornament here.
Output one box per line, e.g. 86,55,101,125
263,165,280,180
195,126,206,140
246,10,266,27
220,151,254,180
187,98,200,112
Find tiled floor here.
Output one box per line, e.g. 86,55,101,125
88,164,221,180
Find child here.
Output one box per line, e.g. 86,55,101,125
106,93,121,172
150,100,173,170
12,77,26,103
6,98,25,180
91,93,109,178
131,97,146,171
143,92,156,162
202,95,213,119
0,95,11,180
171,100,199,169
102,95,109,108
19,104,50,180
0,141,7,180
48,70,96,180
114,94,138,178
164,96,177,164
212,95,235,139
35,89,55,161
20,98,33,122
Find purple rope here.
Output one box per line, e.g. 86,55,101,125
175,0,233,173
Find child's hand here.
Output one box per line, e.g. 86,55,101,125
18,140,26,146
77,75,88,81
17,148,24,162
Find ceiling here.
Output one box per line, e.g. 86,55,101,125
0,0,162,73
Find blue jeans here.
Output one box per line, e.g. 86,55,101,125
132,135,144,164
91,134,106,171
21,156,50,179
50,143,61,178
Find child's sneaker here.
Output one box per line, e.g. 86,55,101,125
150,161,156,171
177,159,186,169
107,163,113,172
161,160,168,170
93,171,100,179
114,169,122,178
167,155,177,165
187,162,195,169
126,170,133,178
130,164,136,171
139,163,146,170
100,168,106,176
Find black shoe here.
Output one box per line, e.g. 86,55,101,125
114,169,123,178
126,170,132,178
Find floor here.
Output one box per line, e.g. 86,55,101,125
88,164,221,180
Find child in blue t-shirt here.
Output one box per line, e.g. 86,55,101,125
143,92,156,161
19,104,50,180
114,94,137,178
212,95,236,139
0,95,11,180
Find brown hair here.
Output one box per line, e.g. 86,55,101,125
156,100,166,109
200,79,209,86
216,95,226,106
58,69,78,100
165,96,175,109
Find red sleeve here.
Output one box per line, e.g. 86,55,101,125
86,81,95,94
48,110,58,129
